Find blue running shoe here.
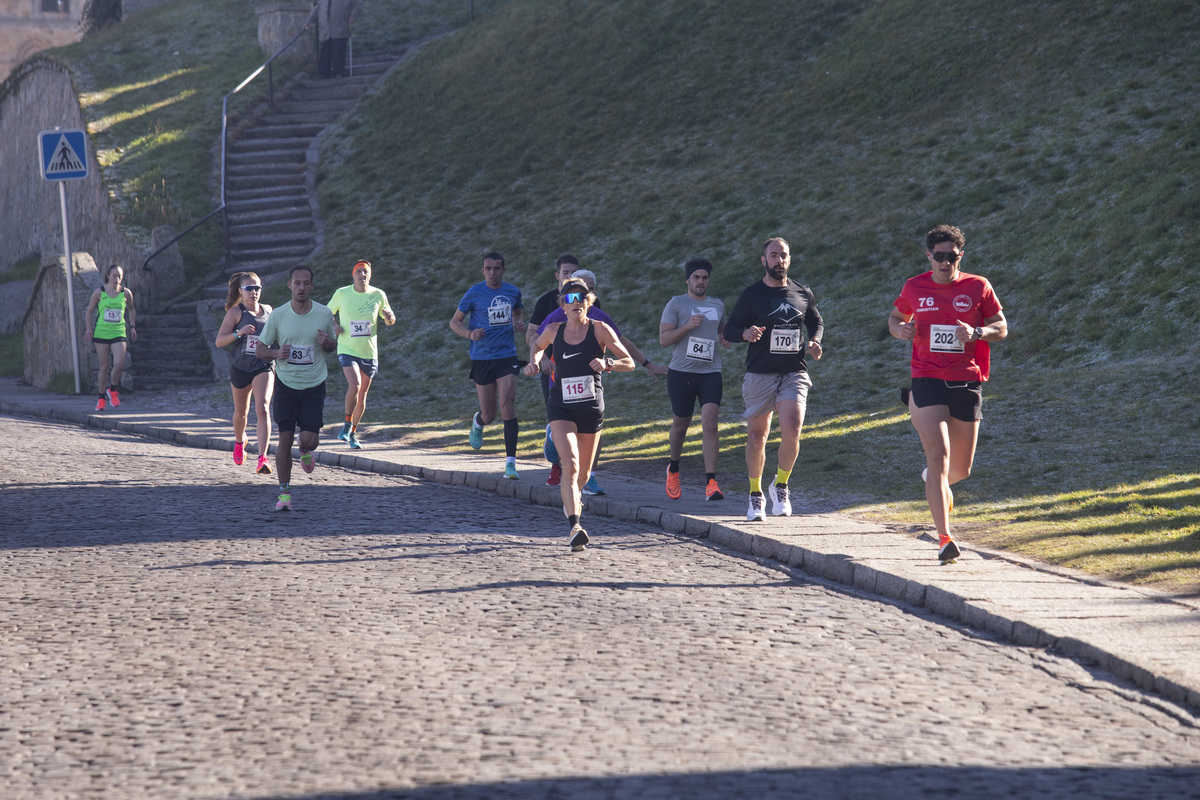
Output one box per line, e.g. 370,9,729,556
543,423,559,464
349,432,363,450
504,462,519,480
468,414,483,450
581,474,605,496
337,422,351,441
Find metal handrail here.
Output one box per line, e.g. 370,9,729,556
143,23,312,272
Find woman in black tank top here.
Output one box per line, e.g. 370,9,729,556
524,281,635,551
215,272,276,475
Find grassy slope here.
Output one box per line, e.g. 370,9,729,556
39,0,1200,591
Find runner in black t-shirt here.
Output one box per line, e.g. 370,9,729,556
724,237,824,522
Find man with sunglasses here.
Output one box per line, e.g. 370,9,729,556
888,224,1007,564
451,252,526,479
327,259,395,450
724,237,824,522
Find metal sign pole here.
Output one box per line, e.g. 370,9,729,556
58,179,81,394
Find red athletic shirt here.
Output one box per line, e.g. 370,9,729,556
893,271,1002,382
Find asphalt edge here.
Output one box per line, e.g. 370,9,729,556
5,394,1198,715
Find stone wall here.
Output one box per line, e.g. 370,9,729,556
0,56,155,307
256,2,315,62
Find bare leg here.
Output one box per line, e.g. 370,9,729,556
252,371,274,455
231,382,252,443
552,420,582,518
352,372,373,426
95,342,112,394
475,382,499,426
276,429,294,485
108,341,128,387
774,397,806,477
745,411,772,485
668,414,692,461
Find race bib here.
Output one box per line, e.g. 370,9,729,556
349,320,372,337
245,334,260,356
286,344,315,365
561,375,596,403
488,304,512,326
687,336,715,363
769,328,801,354
103,308,122,323
929,324,964,353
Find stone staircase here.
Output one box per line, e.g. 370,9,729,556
221,49,406,284
131,303,215,390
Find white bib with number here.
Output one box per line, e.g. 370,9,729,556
929,324,964,353
103,308,122,323
350,320,372,337
687,336,715,363
245,334,260,356
488,303,512,327
560,375,596,403
769,328,801,354
287,344,315,365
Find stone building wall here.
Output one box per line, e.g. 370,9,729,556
0,56,154,306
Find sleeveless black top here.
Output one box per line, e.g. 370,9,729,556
549,321,605,414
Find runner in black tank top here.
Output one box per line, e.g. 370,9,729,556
524,281,636,551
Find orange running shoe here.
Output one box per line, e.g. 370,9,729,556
938,534,961,565
705,478,724,501
665,467,682,499
105,386,120,408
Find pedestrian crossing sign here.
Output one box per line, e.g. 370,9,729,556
39,129,88,181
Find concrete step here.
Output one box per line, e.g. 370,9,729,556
226,194,309,214
229,218,313,239
256,111,343,127
228,136,315,153
230,242,314,262
227,204,311,226
240,123,326,141
227,173,305,191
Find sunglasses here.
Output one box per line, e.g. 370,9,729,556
241,285,262,291
562,291,585,305
929,250,962,264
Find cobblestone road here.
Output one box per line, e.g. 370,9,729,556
2,415,1199,799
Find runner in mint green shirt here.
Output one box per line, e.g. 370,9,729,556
255,266,338,511
327,259,395,449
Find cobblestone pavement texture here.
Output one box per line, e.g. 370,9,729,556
3,415,1200,799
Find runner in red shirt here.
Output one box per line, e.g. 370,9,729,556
888,225,1007,564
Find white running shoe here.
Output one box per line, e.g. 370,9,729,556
746,493,765,522
569,523,589,551
769,483,792,516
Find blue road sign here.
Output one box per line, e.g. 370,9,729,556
39,129,88,181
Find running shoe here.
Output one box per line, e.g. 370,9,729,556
256,454,272,474
300,450,315,473
348,432,362,450
233,441,245,465
468,416,483,450
338,421,351,441
705,479,724,502
504,462,519,480
94,396,106,412
105,386,120,408
581,474,605,496
938,534,961,565
746,492,765,522
546,462,562,486
543,424,559,464
769,483,792,517
275,492,292,511
665,467,682,500
569,523,590,552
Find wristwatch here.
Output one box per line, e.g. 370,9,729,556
973,327,984,341
605,357,616,371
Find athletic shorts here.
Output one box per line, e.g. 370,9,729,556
92,336,126,344
742,370,812,419
230,364,271,390
337,353,378,378
272,379,326,434
470,357,522,386
909,377,983,422
547,402,604,435
667,369,723,418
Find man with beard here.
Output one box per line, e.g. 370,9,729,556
723,238,824,522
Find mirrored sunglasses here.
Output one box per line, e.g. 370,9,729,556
241,285,262,291
562,291,585,304
929,251,962,264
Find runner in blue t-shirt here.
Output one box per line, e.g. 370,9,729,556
450,252,527,478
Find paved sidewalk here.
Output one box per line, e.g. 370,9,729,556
4,377,1199,715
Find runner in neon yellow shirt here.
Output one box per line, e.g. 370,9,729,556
327,259,395,449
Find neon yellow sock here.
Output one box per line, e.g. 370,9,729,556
775,468,791,486
749,478,762,494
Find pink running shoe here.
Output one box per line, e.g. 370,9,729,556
300,450,315,473
233,441,245,465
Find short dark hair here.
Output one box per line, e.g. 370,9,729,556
289,264,313,281
926,225,965,251
483,252,505,267
556,253,579,270
762,237,790,256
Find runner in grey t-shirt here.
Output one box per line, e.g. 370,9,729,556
657,258,729,502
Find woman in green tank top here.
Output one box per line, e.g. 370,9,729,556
85,264,137,411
